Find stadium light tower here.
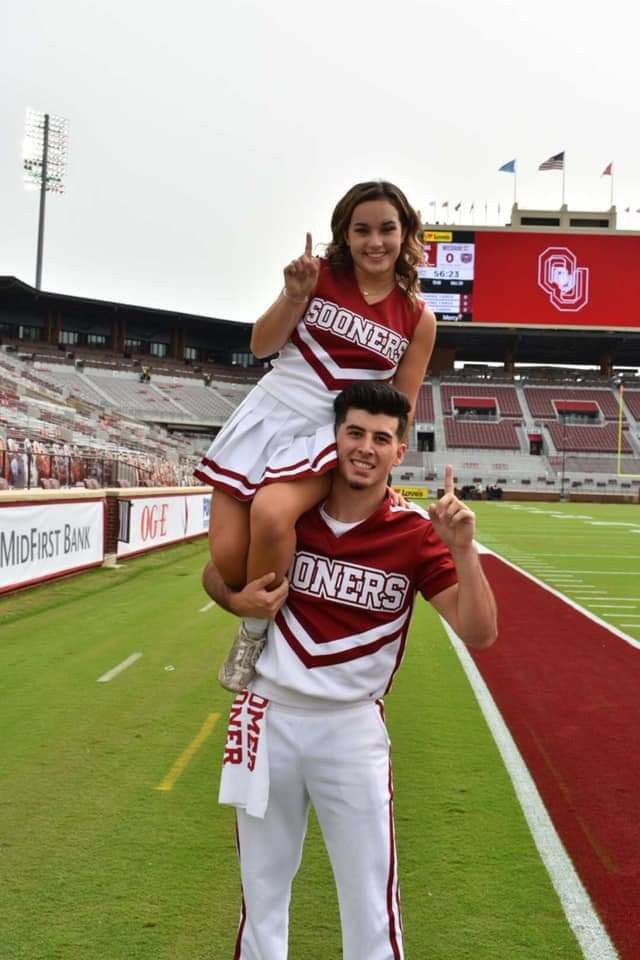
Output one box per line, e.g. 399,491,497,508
23,109,69,290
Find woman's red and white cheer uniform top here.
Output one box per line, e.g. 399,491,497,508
194,260,423,500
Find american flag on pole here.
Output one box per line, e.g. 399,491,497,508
538,151,564,171
601,162,613,176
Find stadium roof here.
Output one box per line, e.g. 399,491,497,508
0,275,253,336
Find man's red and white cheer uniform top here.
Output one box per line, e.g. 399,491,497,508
251,496,458,705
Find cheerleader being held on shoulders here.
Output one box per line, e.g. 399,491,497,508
196,180,436,692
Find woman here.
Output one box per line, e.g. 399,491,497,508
195,180,435,691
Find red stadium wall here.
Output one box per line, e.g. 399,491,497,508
473,231,640,328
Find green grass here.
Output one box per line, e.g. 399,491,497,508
0,519,610,959
472,500,640,641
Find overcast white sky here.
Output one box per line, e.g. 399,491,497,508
1,0,639,323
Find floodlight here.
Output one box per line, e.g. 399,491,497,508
23,109,69,289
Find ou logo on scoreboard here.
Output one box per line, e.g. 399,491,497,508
537,246,589,312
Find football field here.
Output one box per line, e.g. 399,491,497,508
2,500,639,959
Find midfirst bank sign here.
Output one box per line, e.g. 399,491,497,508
0,500,104,592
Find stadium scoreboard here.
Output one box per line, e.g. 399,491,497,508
419,228,640,329
419,230,475,322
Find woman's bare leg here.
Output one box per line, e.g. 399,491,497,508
209,490,251,588
214,477,330,693
247,474,332,585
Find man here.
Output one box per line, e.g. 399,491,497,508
203,381,497,960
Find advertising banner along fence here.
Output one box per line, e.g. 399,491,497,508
0,498,105,593
116,491,211,558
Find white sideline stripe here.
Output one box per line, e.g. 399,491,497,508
97,653,142,683
199,600,216,612
442,619,619,960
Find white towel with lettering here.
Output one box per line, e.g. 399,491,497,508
218,690,270,819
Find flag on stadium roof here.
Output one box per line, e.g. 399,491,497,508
469,202,474,211
442,201,449,208
601,162,613,176
499,159,516,173
454,202,462,211
538,151,564,171
428,200,436,207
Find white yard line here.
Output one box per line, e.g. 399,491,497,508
199,600,217,612
553,571,639,576
97,653,142,683
588,604,637,610
529,554,640,560
442,619,619,960
589,598,639,602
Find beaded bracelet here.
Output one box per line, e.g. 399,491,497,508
281,287,309,304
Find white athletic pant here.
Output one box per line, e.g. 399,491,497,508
232,700,403,960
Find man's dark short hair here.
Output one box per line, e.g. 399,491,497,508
334,382,411,439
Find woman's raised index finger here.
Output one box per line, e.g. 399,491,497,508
444,464,455,495
305,232,313,257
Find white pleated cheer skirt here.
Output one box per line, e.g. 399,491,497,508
194,385,337,501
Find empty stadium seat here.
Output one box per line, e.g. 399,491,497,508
441,384,523,417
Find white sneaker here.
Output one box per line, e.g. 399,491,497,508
218,623,266,692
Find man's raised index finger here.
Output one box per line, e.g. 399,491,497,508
444,464,455,495
305,232,313,257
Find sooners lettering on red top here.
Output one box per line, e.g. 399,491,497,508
290,552,409,612
274,499,458,671
288,260,421,390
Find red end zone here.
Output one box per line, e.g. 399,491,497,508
474,554,640,958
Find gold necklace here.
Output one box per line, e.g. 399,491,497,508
360,280,395,298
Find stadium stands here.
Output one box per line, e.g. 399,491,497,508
559,455,640,474
153,379,237,421
545,421,632,454
441,383,523,417
524,386,621,420
83,374,187,419
623,389,640,420
414,384,434,421
2,339,639,494
443,417,521,450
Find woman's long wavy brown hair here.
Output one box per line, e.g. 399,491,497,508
325,181,422,306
